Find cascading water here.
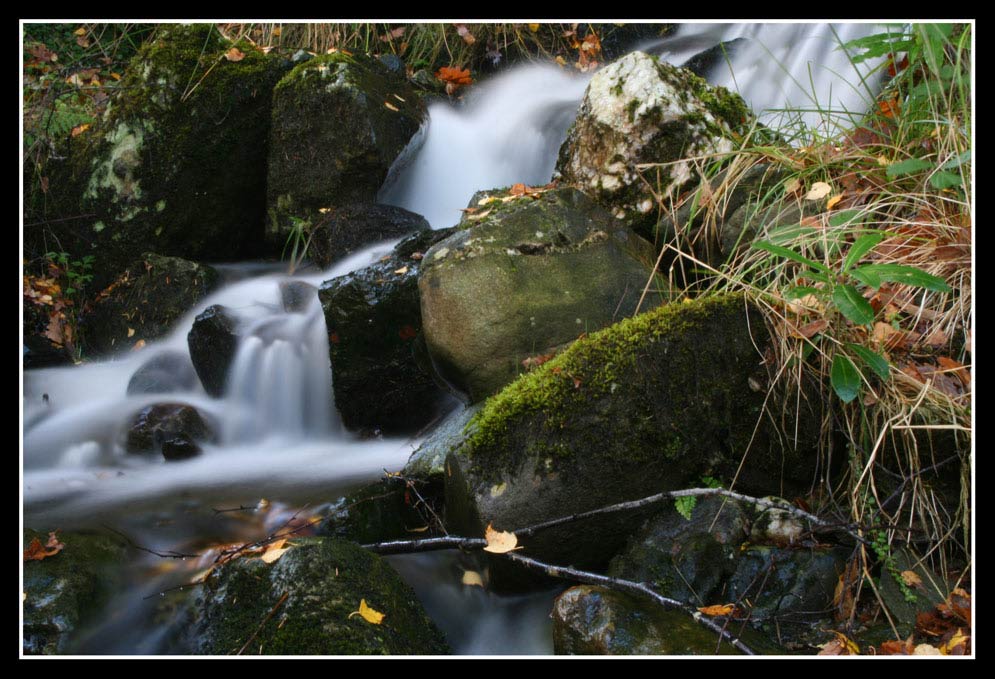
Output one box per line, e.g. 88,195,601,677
23,22,887,655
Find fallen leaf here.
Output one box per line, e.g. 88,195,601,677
805,182,832,201
436,66,473,91
455,24,476,45
937,356,970,387
940,628,969,655
71,122,90,137
384,101,399,112
483,523,520,554
510,183,527,196
461,570,484,587
826,194,843,210
913,643,942,655
878,638,914,655
348,599,385,624
393,266,409,275
555,56,567,66
410,252,424,261
817,631,860,655
477,196,497,206
74,26,86,36
127,327,135,338
792,318,828,339
260,547,291,564
132,339,146,351
783,177,802,194
406,525,429,533
698,604,736,617
24,532,65,561
787,293,824,315
901,570,923,588
224,47,245,62
465,209,492,222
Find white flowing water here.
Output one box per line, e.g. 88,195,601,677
23,22,886,655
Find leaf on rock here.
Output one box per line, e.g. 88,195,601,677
461,570,484,587
24,532,65,561
900,570,923,588
384,101,400,112
818,631,860,655
804,182,832,201
261,546,291,564
224,47,245,62
393,266,409,276
348,599,385,624
697,604,737,617
483,523,520,553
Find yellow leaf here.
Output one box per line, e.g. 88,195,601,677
818,631,860,655
804,182,832,201
272,27,282,36
477,196,497,206
384,101,399,112
698,604,736,617
877,155,890,166
555,56,567,66
900,570,922,588
529,23,540,33
939,628,969,655
393,266,409,275
461,570,484,587
74,27,86,36
392,94,406,102
348,599,385,624
483,523,520,554
132,339,146,351
261,547,290,564
826,194,843,210
71,122,91,137
127,327,135,338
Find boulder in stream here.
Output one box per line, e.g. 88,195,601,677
307,203,431,269
127,350,201,395
123,402,215,461
193,536,450,655
418,186,666,403
187,304,240,397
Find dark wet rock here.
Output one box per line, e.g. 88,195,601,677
555,51,751,239
266,52,427,248
308,203,431,268
317,477,443,545
681,38,748,78
23,297,73,368
123,403,214,459
419,186,665,403
279,280,318,313
22,529,128,654
444,294,825,589
193,536,450,655
875,548,955,637
24,24,293,291
82,254,218,357
319,228,455,433
403,405,482,480
187,304,240,397
552,585,741,655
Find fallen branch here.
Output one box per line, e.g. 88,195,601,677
236,591,289,656
101,524,201,559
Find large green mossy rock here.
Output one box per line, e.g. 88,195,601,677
319,228,455,433
555,51,751,240
81,253,218,356
444,294,823,585
266,52,426,248
24,25,293,290
193,537,449,655
22,529,128,654
419,186,666,403
552,585,741,655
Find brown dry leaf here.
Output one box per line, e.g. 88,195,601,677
436,66,473,91
510,183,527,197
787,293,824,316
224,47,245,62
937,356,970,387
783,177,802,194
872,322,899,348
483,523,520,554
901,570,923,589
878,638,914,655
406,525,429,533
24,532,65,561
804,182,832,201
924,328,948,347
792,318,828,339
44,313,66,347
455,24,476,45
348,599,385,624
555,55,567,66
461,570,484,587
826,194,844,210
817,631,860,655
522,351,555,370
697,604,736,617
384,101,399,112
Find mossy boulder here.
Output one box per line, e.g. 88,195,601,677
193,536,449,655
419,186,666,403
22,528,128,654
319,228,456,433
25,25,293,290
552,585,741,655
187,304,240,397
403,404,482,479
444,294,823,587
308,203,431,269
81,253,218,356
555,51,751,239
266,52,427,248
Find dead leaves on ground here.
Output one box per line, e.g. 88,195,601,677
24,531,65,561
435,66,473,95
861,588,972,656
348,599,385,625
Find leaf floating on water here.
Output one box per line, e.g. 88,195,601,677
483,523,520,554
348,599,385,624
461,570,484,588
804,182,832,201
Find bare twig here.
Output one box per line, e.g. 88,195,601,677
385,470,448,536
101,524,201,559
236,591,289,655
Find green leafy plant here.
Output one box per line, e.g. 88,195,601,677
675,475,723,520
282,215,313,275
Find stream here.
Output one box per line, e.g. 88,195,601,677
22,22,886,655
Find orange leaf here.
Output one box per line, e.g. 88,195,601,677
24,532,65,561
826,194,843,210
435,66,473,87
224,47,245,62
878,638,914,655
818,631,860,655
937,356,970,387
697,604,736,617
510,183,527,196
71,122,90,137
455,24,476,45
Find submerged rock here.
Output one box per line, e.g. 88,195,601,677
308,203,431,268
555,51,751,239
419,186,665,403
319,228,455,433
123,402,215,460
22,529,128,654
278,280,317,313
266,52,427,247
552,585,740,655
82,254,218,356
193,537,450,655
187,305,240,397
25,24,293,290
444,294,823,588
127,350,201,395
